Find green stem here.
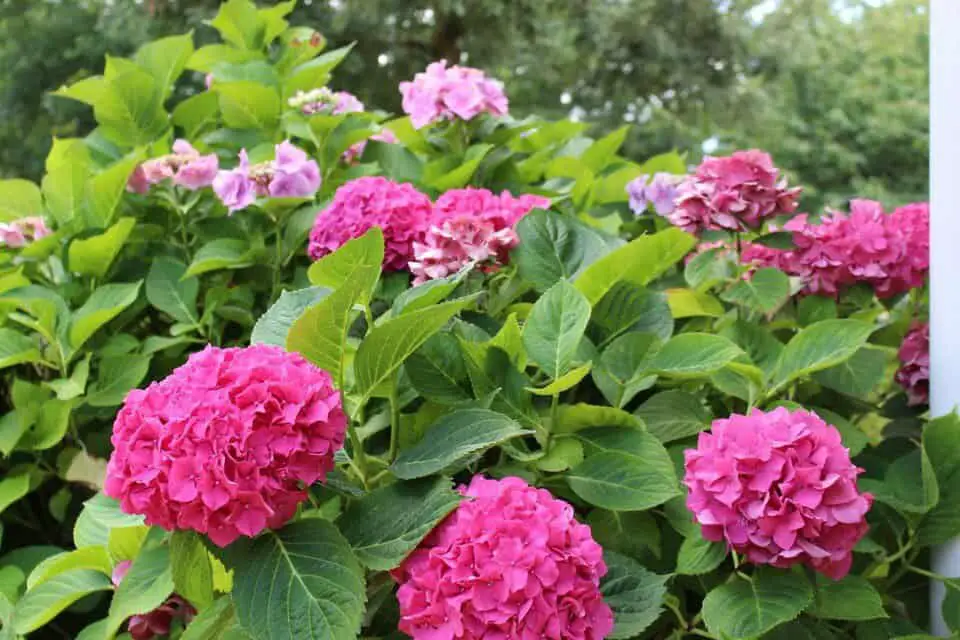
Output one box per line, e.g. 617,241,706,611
270,232,285,303
388,373,402,462
908,566,955,583
346,427,368,487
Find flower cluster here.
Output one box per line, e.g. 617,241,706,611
287,87,399,162
393,476,614,640
668,150,800,233
213,141,320,212
111,561,196,640
684,408,872,579
627,172,682,216
0,216,51,248
896,322,929,406
410,187,549,285
127,140,219,194
308,176,433,271
742,200,930,298
104,344,347,547
400,60,508,129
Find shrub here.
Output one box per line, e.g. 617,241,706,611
0,1,943,639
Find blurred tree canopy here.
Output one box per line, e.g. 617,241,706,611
0,0,928,208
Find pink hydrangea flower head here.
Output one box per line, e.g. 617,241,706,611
393,476,614,639
289,87,365,116
104,344,347,547
684,407,873,579
130,140,219,192
308,176,433,271
896,322,929,406
111,560,196,640
669,150,801,233
0,216,51,248
268,141,321,199
627,173,682,216
213,149,256,213
400,60,509,129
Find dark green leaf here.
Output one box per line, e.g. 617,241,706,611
252,287,330,347
513,210,608,292
809,574,886,621
635,391,711,443
146,257,199,325
522,280,591,380
646,333,743,378
600,551,670,639
702,568,813,640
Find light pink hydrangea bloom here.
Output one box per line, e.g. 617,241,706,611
393,476,614,640
213,142,321,212
127,139,219,193
627,172,683,216
111,560,196,640
684,407,872,580
896,322,929,406
400,60,508,129
212,149,256,213
308,176,433,271
104,344,347,547
289,87,399,163
409,187,549,285
0,216,51,248
269,141,322,199
669,150,800,233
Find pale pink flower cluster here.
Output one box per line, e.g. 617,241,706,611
741,200,930,298
127,140,219,194
400,60,508,129
684,407,872,580
213,141,321,212
393,476,614,640
896,322,929,406
410,188,550,285
627,172,682,216
308,176,433,271
0,217,51,248
104,344,347,547
669,150,800,233
111,561,195,640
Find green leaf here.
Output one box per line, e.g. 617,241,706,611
287,285,363,389
753,231,796,250
173,91,220,139
592,333,658,408
798,296,838,326
26,547,111,591
217,81,281,130
814,346,890,399
68,217,136,278
702,568,814,640
146,257,199,325
771,320,874,391
45,355,90,400
574,227,695,305
863,448,938,515
209,0,268,50
170,532,214,611
0,469,31,514
84,155,143,227
918,413,960,546
554,403,641,434
227,519,365,640
646,333,743,378
107,526,148,563
666,288,725,318
522,280,591,380
528,362,593,396
0,179,42,221
676,532,727,575
587,509,660,559
252,287,330,347
392,409,532,479
283,44,355,98
405,333,472,405
17,398,73,451
568,427,679,510
424,144,493,191
721,268,790,313
392,268,469,316
0,328,41,370
581,125,630,172
365,141,423,182
600,550,669,639
536,438,585,472
69,281,142,351
635,391,709,445
809,574,886,621
513,209,608,292
338,477,462,570
86,354,151,407
42,140,91,226
105,547,175,638
306,227,384,300
590,282,673,344
685,247,733,290
187,44,259,73
134,33,194,97
12,570,112,634
185,239,255,277
181,597,242,640
354,295,477,404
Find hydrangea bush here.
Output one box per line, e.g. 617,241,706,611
0,1,946,639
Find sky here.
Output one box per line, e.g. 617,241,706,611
748,0,892,24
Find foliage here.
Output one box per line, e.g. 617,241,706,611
0,1,942,639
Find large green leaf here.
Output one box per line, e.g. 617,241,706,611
185,239,256,277
918,414,960,546
574,227,695,305
808,574,886,621
0,329,41,371
582,126,630,171
86,354,151,407
134,33,194,97
405,333,472,405
567,427,679,510
170,532,214,611
306,227,383,300
590,282,673,345
68,217,136,277
702,568,814,640
634,390,711,443
513,209,608,292
287,284,364,390
0,179,42,222
105,547,175,638
813,346,890,399
675,532,727,575
0,469,31,514
392,408,532,479
646,333,743,378
228,519,365,640
592,332,659,408
283,44,355,98
69,281,142,352
16,398,73,451
12,569,112,634
26,547,111,591
181,597,245,640
354,295,476,403
770,320,874,391
145,257,199,325
720,268,790,313
338,477,462,570
217,81,281,130
522,280,591,380
601,551,670,639
252,286,330,347
84,155,142,227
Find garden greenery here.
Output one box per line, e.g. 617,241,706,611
0,1,943,639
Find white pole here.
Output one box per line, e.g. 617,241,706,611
930,0,960,635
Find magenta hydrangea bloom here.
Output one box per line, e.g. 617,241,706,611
308,176,433,271
393,476,614,640
627,172,682,216
896,322,929,406
127,139,219,193
104,344,347,547
400,60,509,129
684,407,872,580
112,561,196,640
410,188,549,285
669,150,800,233
0,216,51,248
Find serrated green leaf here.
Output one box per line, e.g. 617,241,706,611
513,209,608,292
252,287,330,347
601,550,669,639
105,547,174,638
185,239,255,277
676,532,727,575
68,217,136,278
145,257,199,325
702,568,813,639
771,320,874,391
646,333,743,378
69,281,142,351
522,280,591,380
721,268,790,313
809,574,887,621
635,390,711,443
12,569,112,634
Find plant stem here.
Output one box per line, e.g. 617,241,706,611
388,373,402,462
270,231,285,303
